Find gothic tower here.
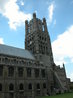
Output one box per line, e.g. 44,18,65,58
25,13,54,94
25,13,54,65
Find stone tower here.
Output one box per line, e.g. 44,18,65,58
25,13,54,94
25,13,54,65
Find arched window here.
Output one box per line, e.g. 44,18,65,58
37,83,40,89
8,67,14,77
27,68,31,77
9,84,14,91
36,83,40,95
0,83,2,91
41,69,45,78
18,67,23,77
35,69,39,78
19,83,24,90
43,83,46,88
28,83,32,89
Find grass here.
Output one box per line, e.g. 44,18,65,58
38,92,73,98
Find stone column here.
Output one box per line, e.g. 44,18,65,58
15,67,18,98
32,68,35,98
3,66,8,98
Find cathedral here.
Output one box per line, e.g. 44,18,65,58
0,13,70,98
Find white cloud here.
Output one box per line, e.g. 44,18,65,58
0,0,32,30
20,1,24,6
48,2,54,23
71,58,73,63
0,38,4,44
52,25,73,65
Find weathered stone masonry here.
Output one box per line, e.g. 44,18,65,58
0,13,70,98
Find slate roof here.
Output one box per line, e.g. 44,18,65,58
0,44,35,60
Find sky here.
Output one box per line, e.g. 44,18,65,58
0,0,73,81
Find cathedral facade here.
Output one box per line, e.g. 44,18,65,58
0,13,69,98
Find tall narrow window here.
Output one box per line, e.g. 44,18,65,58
41,69,45,78
9,84,14,91
27,68,31,77
8,67,14,77
0,84,2,91
43,83,46,88
18,67,23,77
19,83,24,90
36,83,40,95
37,83,40,89
0,66,3,76
28,83,32,90
35,69,39,78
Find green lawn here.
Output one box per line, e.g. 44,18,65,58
38,92,73,98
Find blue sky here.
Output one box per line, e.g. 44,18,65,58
0,0,73,81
